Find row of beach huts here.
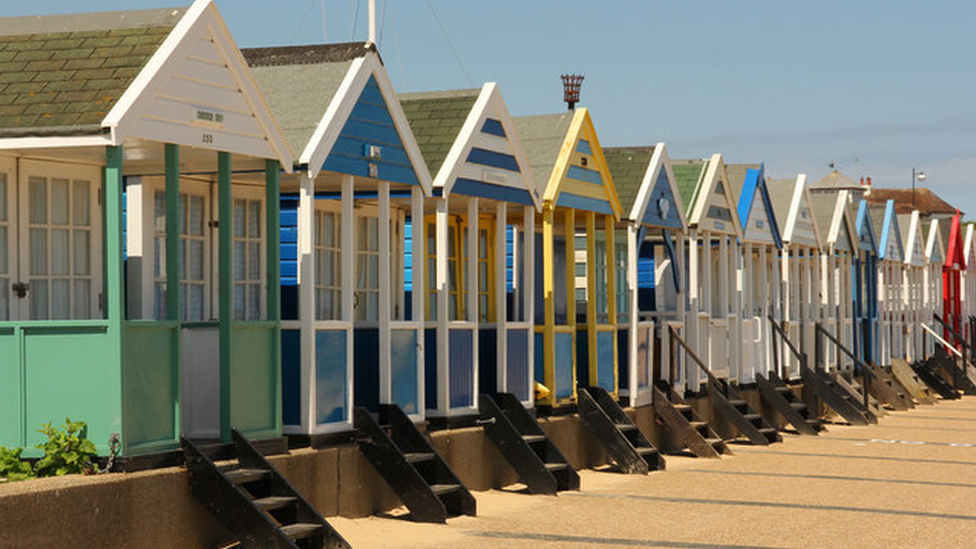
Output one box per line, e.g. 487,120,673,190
1,2,973,546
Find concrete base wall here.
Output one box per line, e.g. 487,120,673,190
0,388,776,549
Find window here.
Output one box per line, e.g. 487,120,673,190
315,209,341,320
355,215,379,322
27,176,94,320
153,191,207,321
425,217,464,321
233,198,262,320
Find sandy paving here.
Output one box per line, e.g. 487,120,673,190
330,397,976,549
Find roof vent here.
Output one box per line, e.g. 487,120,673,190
561,73,584,110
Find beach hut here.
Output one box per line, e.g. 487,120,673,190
809,190,857,370
727,164,782,383
398,85,540,417
671,155,743,390
923,218,946,355
869,200,905,366
603,144,687,407
962,224,976,345
900,211,928,361
943,212,966,347
854,199,880,363
243,42,432,434
0,0,293,455
513,109,622,407
767,175,822,378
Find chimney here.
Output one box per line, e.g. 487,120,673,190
860,177,864,185
866,177,872,187
561,74,584,111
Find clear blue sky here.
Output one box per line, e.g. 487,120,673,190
11,1,976,215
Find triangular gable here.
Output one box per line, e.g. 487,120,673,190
301,52,431,193
630,143,686,231
879,200,904,262
904,212,926,267
946,212,966,270
855,200,878,254
103,0,292,167
965,224,976,272
434,83,541,209
688,153,742,237
545,108,622,219
737,165,782,248
827,191,855,252
926,219,945,264
783,175,822,249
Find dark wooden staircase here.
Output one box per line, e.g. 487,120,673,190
577,386,666,474
669,326,780,445
353,405,476,523
182,430,350,549
864,361,914,411
913,347,963,399
653,381,728,458
832,371,884,421
890,358,937,404
478,393,579,492
755,371,824,435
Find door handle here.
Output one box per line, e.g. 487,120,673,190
11,281,28,299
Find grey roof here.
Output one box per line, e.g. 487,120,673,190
766,178,796,233
512,112,574,190
602,146,656,215
243,42,371,158
725,163,760,198
0,7,186,36
808,191,839,246
398,89,480,177
869,203,888,248
810,170,861,191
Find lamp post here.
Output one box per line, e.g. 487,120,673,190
912,168,927,209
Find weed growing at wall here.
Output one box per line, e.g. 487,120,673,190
0,418,99,482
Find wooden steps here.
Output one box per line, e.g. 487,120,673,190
890,358,938,404
478,393,580,493
708,380,782,445
577,387,665,474
755,372,824,435
182,430,350,549
800,367,871,425
652,381,728,458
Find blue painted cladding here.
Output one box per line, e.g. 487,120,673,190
597,331,615,392
282,329,301,427
390,329,419,415
316,330,348,424
555,332,574,399
737,169,760,226
641,168,684,230
576,139,592,155
449,329,475,409
280,196,299,321
452,178,534,205
506,227,514,292
566,165,603,186
556,192,613,215
321,75,421,187
424,328,437,410
466,147,520,172
507,328,530,401
354,328,380,412
404,221,413,288
481,118,506,137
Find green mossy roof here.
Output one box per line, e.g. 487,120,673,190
399,89,479,177
0,19,176,136
512,112,574,189
603,146,655,216
671,159,706,216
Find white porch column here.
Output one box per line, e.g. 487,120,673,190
299,173,316,431
626,223,639,406
378,181,392,404
523,205,536,401
435,197,449,413
495,201,508,393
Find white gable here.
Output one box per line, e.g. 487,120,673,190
905,212,926,267
787,176,820,248
926,219,944,264
104,0,292,166
691,154,741,237
742,191,775,244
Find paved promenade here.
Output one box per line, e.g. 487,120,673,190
331,398,976,548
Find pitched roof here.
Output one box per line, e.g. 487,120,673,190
725,163,761,198
869,203,888,250
242,42,371,157
671,159,706,214
398,89,480,177
766,178,795,228
0,7,185,137
511,112,573,186
808,191,840,246
810,170,861,191
602,146,655,214
865,187,960,216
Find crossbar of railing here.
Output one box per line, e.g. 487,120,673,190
767,316,807,380
815,322,873,412
668,325,726,398
921,323,963,357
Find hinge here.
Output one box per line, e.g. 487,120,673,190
208,220,219,229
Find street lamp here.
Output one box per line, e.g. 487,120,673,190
912,168,927,209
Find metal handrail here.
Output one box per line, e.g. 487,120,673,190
815,322,873,412
668,325,728,399
767,315,808,380
933,314,971,350
921,322,962,391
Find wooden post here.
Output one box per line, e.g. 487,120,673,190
524,205,536,402
435,197,449,413
299,172,316,431
541,205,555,405
495,201,507,393
605,214,617,394
379,181,392,405
217,151,232,442
585,211,597,388
164,144,180,321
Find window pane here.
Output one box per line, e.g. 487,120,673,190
0,175,7,222
233,285,245,320
51,229,69,275
0,226,6,275
233,199,246,238
189,240,204,280
30,228,47,275
73,230,89,275
29,177,46,224
154,236,164,278
178,194,188,235
31,280,48,319
73,280,90,319
248,284,260,319
51,179,69,225
248,242,260,280
154,192,166,233
153,282,166,321
51,280,69,319
187,284,204,321
189,196,204,236
0,281,8,321
233,241,245,280
72,180,90,226
248,201,260,238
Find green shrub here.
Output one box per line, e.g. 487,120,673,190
0,446,34,482
33,418,98,477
